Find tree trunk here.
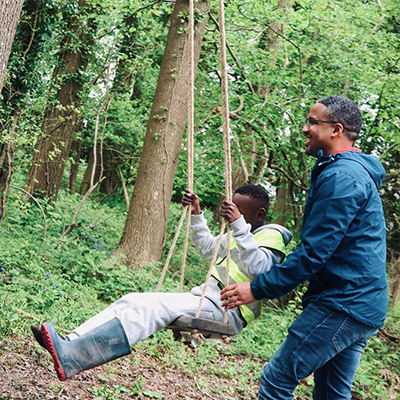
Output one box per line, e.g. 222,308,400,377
0,0,46,226
0,113,17,224
272,181,293,227
25,0,91,200
100,149,120,196
0,142,13,224
0,0,23,223
117,0,210,268
0,0,24,95
389,254,400,308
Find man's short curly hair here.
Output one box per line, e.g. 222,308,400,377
317,95,363,143
235,184,270,210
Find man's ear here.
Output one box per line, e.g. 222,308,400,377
257,207,267,221
333,123,344,137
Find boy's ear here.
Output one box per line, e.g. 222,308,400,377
257,207,267,220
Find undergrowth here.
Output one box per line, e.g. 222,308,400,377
0,187,399,399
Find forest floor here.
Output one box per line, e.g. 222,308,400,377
0,335,265,400
0,334,325,400
2,333,393,400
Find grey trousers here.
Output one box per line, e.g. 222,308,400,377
68,292,246,346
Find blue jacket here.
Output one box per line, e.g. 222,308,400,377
251,150,388,328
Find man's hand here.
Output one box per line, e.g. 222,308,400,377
220,282,256,309
182,189,201,215
220,200,241,223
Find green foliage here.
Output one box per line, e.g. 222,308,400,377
1,190,399,399
1,0,399,398
89,383,133,400
0,184,157,334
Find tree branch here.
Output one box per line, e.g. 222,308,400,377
380,143,399,160
117,167,130,210
270,164,308,191
22,0,42,58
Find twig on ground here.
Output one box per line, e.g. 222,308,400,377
193,376,214,399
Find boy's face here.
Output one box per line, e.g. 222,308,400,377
232,193,265,231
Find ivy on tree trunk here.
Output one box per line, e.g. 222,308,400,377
117,0,211,268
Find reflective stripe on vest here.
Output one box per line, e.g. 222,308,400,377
212,227,287,324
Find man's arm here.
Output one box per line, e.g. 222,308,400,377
221,171,367,307
221,281,256,308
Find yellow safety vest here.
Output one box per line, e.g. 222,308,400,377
212,227,287,325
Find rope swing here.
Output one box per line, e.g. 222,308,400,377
159,0,235,340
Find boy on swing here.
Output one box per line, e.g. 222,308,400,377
32,184,292,381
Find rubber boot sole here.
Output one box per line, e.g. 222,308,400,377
41,323,67,381
31,325,46,349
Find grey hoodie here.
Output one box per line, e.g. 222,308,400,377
189,213,292,330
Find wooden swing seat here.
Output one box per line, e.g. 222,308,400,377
166,316,235,338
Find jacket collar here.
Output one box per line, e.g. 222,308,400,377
332,147,361,154
311,148,362,183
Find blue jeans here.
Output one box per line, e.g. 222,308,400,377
259,302,378,400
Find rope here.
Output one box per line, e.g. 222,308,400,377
179,0,195,292
218,0,232,324
194,220,227,319
187,0,195,192
179,212,191,292
194,0,233,327
158,0,234,339
218,0,232,202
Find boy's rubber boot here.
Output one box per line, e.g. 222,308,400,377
40,317,131,381
31,325,46,349
31,325,71,349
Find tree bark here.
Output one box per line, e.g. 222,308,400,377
117,0,210,268
25,0,91,200
0,0,23,224
0,114,17,224
389,254,400,308
0,0,24,95
272,183,289,226
99,149,120,195
0,0,46,226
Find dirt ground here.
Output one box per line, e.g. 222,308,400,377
0,336,262,400
4,334,396,400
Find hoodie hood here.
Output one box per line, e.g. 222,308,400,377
262,224,293,246
313,150,386,189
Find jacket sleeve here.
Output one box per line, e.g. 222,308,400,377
251,170,367,300
190,212,227,260
230,216,284,280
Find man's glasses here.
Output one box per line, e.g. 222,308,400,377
305,118,342,129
